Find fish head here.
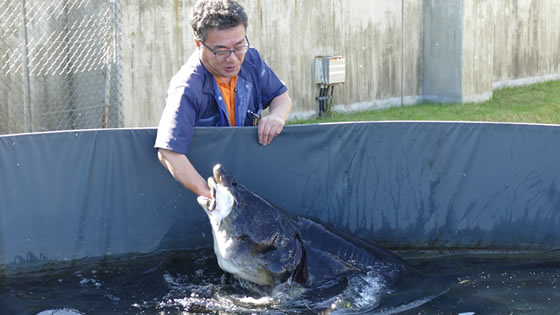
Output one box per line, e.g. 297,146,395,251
197,164,237,224
196,164,304,287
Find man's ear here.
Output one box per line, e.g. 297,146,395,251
194,39,201,48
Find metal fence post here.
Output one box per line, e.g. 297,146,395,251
113,0,121,127
21,0,32,132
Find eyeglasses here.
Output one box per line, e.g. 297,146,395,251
199,35,250,60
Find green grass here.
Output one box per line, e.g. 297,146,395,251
290,80,560,125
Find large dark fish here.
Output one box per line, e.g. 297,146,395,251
197,164,411,288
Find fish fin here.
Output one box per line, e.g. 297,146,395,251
291,238,308,285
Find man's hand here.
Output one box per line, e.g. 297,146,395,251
258,114,285,146
258,91,292,146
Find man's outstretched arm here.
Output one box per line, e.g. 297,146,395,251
157,148,211,198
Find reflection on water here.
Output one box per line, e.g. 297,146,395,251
1,249,560,314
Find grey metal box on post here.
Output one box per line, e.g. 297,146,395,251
314,56,345,116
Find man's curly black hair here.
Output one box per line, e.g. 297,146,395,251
191,0,248,41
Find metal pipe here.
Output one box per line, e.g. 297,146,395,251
319,85,324,115
21,0,33,132
318,85,324,116
328,85,335,112
401,0,404,107
113,0,121,127
103,51,112,128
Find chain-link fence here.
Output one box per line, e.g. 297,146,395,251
0,0,121,135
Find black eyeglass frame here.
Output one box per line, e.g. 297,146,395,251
199,35,251,59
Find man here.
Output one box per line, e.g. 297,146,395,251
154,0,292,198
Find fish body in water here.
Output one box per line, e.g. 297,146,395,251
197,164,411,288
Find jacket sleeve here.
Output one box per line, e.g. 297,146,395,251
154,82,198,155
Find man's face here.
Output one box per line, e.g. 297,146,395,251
198,25,247,83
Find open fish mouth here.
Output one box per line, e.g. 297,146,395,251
205,176,217,211
196,173,217,212
197,164,231,212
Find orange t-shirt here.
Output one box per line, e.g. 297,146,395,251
216,75,238,126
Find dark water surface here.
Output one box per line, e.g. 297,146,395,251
1,248,560,314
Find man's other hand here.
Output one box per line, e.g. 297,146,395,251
258,91,292,145
258,114,285,146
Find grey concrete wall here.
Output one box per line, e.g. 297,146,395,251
422,0,463,103
244,1,424,117
461,0,560,100
462,0,494,102
120,0,560,126
491,0,560,88
420,0,560,104
120,0,423,125
119,0,194,128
